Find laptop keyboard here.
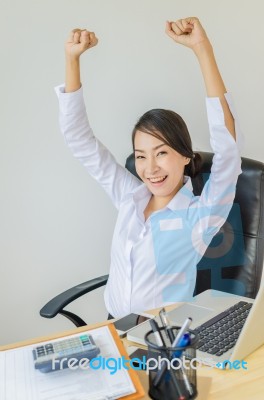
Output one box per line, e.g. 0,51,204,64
193,301,253,357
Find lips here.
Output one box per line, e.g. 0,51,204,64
148,176,168,184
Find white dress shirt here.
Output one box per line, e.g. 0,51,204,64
55,85,243,318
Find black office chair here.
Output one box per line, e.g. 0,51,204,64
40,152,264,327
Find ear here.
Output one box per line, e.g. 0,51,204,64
184,157,191,165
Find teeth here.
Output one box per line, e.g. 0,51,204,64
149,176,166,183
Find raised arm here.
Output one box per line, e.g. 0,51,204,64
165,17,235,140
56,28,140,210
65,29,98,93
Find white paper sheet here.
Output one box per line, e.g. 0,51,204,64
0,326,136,400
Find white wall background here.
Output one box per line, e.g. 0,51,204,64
1,0,263,345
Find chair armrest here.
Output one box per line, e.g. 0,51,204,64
40,275,109,319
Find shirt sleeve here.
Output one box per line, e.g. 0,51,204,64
196,92,244,236
54,84,140,209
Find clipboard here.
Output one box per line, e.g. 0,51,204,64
0,322,145,400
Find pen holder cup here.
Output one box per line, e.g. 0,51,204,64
145,326,199,400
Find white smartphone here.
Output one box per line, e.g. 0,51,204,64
113,313,153,338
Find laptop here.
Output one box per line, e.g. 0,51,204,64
127,281,264,368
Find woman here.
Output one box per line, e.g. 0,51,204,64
55,17,243,318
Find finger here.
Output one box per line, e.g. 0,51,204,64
165,22,181,42
68,32,74,42
73,31,81,44
80,30,90,41
78,30,90,48
184,17,206,39
177,19,185,32
165,21,177,37
185,16,199,26
165,20,171,35
173,19,192,35
171,20,184,36
68,28,81,42
88,32,98,47
182,19,193,33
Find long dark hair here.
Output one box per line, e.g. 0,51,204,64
132,109,202,178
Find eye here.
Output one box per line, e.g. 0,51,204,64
157,151,167,157
135,155,145,160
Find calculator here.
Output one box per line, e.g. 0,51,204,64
32,334,100,373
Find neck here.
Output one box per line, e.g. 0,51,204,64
150,195,170,211
150,179,185,211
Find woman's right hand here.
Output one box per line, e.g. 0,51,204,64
65,29,98,59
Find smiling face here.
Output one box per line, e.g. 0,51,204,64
134,130,190,205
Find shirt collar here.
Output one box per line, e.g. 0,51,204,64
166,176,194,211
132,184,152,222
132,176,193,214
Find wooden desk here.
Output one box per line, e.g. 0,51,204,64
125,341,264,400
1,319,263,400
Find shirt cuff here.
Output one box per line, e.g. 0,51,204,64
54,84,85,114
205,92,244,151
206,92,238,125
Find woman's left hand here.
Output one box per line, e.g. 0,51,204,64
165,17,210,51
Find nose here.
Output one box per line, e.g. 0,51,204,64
145,156,159,175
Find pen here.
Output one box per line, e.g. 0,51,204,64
180,364,194,397
159,308,168,337
149,319,165,347
171,332,194,397
153,317,192,387
159,308,175,344
171,317,192,349
172,321,194,398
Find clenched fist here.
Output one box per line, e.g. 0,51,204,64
165,17,210,51
65,29,98,59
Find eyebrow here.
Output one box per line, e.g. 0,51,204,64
134,143,167,153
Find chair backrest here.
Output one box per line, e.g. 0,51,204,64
125,152,264,299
